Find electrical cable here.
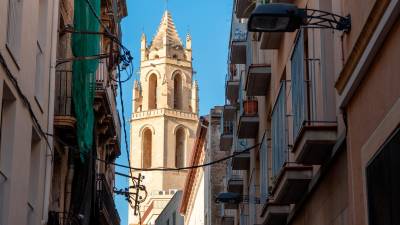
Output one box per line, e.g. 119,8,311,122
48,130,261,174
0,54,53,156
117,63,137,189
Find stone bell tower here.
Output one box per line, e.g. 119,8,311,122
128,11,199,225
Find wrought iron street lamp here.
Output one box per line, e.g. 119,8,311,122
248,3,351,32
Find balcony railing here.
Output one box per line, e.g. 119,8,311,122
222,121,234,135
96,174,120,225
240,214,249,225
291,33,337,164
238,96,259,139
230,17,247,64
271,83,288,178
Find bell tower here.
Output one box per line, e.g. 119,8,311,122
129,11,199,225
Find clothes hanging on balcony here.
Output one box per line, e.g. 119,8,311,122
71,0,100,161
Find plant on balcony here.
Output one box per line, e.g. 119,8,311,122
243,98,258,116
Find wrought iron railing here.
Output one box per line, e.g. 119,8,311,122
271,82,288,178
222,120,234,135
96,174,120,225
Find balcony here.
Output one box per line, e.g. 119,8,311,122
94,59,121,158
220,121,234,151
222,216,235,225
260,32,283,49
291,50,337,165
216,192,249,209
235,0,255,18
271,163,313,204
227,165,244,194
226,79,240,104
231,41,247,64
292,122,337,164
96,174,120,225
261,200,290,225
230,21,247,64
54,70,76,141
232,147,250,171
238,98,259,139
245,64,271,96
223,104,237,122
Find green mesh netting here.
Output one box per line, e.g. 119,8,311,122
72,0,100,161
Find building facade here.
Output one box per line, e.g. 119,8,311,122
0,0,127,224
128,11,200,225
217,1,400,225
154,191,184,225
180,118,208,225
203,106,232,225
0,0,59,224
48,0,127,225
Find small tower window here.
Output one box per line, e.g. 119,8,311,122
173,74,182,110
175,128,186,168
148,74,157,109
154,55,159,59
173,54,178,59
142,128,152,168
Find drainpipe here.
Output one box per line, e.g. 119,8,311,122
41,0,60,223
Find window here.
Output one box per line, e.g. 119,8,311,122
173,74,182,110
148,74,157,109
367,128,400,225
28,128,41,225
0,84,16,223
6,0,23,60
0,84,16,180
271,82,287,178
34,43,44,106
34,0,48,106
142,128,152,168
175,128,185,168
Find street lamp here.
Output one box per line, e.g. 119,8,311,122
248,3,351,32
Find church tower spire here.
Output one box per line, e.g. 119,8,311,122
129,10,199,225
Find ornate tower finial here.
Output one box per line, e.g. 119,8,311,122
141,33,147,61
186,33,192,50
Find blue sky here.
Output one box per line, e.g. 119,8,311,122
115,0,233,224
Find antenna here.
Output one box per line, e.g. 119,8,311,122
164,0,169,11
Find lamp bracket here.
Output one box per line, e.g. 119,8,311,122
302,9,351,32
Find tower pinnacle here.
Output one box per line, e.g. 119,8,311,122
150,10,182,50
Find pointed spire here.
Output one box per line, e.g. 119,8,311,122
150,10,183,50
186,33,192,49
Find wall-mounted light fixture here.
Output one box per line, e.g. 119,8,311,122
248,3,351,32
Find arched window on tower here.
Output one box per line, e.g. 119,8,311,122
142,128,152,168
175,128,186,168
148,74,157,109
173,73,182,110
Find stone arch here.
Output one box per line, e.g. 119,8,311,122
173,73,183,110
148,73,157,109
139,124,155,137
171,70,188,83
142,128,152,169
175,127,186,168
144,70,162,81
